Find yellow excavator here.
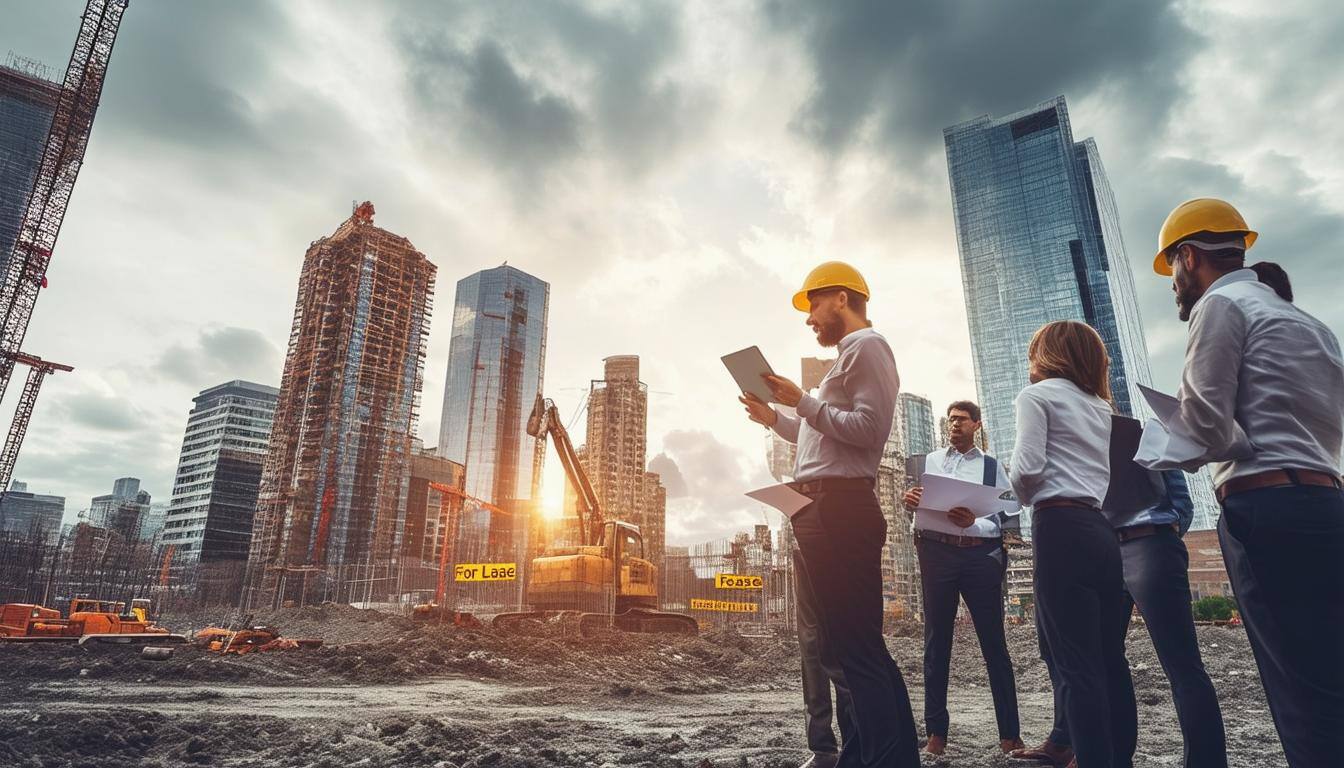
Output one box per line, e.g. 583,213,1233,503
493,396,697,635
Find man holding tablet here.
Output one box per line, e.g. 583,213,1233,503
738,261,919,768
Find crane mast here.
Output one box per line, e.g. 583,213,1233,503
0,0,129,495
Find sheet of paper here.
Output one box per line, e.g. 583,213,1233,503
1138,383,1181,425
745,483,813,519
919,472,1019,518
1134,417,1209,470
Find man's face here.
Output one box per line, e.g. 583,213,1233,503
1171,246,1202,322
806,291,847,348
947,409,980,444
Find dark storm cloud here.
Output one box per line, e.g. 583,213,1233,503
396,1,707,185
152,327,281,390
764,0,1193,157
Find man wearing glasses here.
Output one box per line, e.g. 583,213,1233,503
902,401,1025,757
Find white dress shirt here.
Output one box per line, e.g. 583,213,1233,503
914,445,1019,538
770,327,900,481
1009,378,1113,508
1140,269,1344,487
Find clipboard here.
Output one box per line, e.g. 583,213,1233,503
722,346,778,403
1103,414,1164,514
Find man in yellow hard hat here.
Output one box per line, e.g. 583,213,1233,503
739,261,920,768
1141,198,1344,767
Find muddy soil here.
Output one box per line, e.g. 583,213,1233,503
0,606,1282,767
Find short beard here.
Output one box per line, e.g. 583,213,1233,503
815,315,847,347
1175,282,1200,322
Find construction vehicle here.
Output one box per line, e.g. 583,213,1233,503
193,624,323,654
492,396,697,635
0,597,186,645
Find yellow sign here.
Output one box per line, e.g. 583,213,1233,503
714,573,764,590
454,562,517,582
690,598,759,613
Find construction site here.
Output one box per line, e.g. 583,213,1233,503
0,2,1297,767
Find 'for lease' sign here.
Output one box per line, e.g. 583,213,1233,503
454,563,517,582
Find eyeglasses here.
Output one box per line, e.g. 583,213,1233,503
947,415,974,424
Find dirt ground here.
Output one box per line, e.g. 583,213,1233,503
0,605,1282,767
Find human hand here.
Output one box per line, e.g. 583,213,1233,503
947,507,976,528
762,374,804,407
739,393,777,427
902,487,922,511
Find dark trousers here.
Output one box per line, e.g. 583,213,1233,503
1219,485,1344,767
1044,529,1227,767
791,488,920,768
915,535,1020,740
1033,507,1136,768
795,549,855,755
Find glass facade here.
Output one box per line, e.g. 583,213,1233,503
898,392,937,459
0,63,59,278
944,95,1220,529
438,265,549,561
162,381,278,578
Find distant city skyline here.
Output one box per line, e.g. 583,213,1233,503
3,3,1341,546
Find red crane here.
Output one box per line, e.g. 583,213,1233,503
0,0,129,496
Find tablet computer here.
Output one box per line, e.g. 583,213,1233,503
722,346,777,403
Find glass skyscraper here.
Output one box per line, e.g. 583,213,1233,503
944,95,1219,529
898,392,937,459
438,265,549,561
0,60,60,277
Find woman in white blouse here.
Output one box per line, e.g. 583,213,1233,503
1010,320,1137,768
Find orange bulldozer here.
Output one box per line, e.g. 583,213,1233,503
0,598,187,645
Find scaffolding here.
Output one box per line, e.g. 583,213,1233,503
243,202,435,610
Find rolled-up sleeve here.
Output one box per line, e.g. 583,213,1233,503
1009,389,1049,503
796,338,899,449
1176,297,1253,464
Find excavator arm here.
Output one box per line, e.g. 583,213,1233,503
527,395,603,546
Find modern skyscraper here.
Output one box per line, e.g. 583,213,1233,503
570,356,666,568
245,203,435,607
437,265,548,562
89,478,150,543
944,95,1219,527
897,393,937,459
0,57,59,277
162,381,278,597
0,479,63,544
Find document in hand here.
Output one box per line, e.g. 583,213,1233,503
1133,383,1252,469
722,346,777,404
1104,415,1164,514
745,483,813,519
919,472,1019,517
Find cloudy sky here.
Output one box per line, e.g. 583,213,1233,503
4,0,1341,544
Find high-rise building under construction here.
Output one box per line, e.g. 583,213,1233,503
437,265,548,563
566,356,666,568
244,203,434,607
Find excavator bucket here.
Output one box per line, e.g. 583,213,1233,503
526,394,546,438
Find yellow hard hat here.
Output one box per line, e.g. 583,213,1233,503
792,261,870,312
1153,198,1257,276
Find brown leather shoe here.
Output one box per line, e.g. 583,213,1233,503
1008,739,1075,766
1000,737,1027,754
924,734,947,756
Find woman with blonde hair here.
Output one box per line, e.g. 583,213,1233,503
1010,320,1137,768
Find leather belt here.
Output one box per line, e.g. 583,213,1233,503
1115,523,1178,543
1032,497,1100,513
1216,468,1343,503
916,529,1001,548
791,477,875,495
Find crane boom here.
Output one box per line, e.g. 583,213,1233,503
0,0,129,486
527,395,603,546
